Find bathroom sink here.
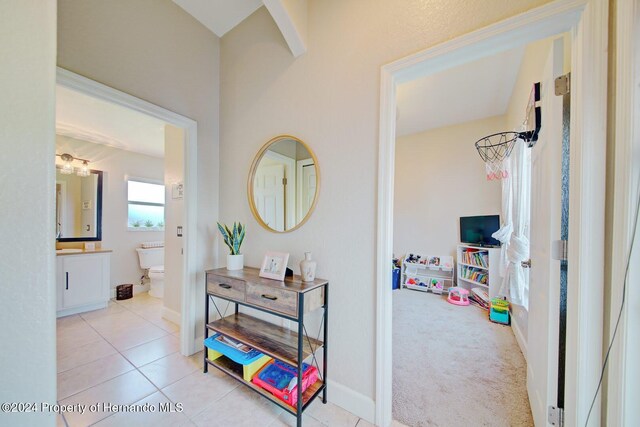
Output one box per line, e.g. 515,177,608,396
56,248,83,254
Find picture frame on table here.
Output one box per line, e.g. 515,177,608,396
259,251,290,281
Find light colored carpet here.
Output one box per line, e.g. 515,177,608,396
392,289,533,427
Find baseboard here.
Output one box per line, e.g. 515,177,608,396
57,301,107,318
326,379,375,424
162,306,181,325
511,315,528,361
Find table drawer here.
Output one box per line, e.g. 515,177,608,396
207,274,245,301
246,283,297,317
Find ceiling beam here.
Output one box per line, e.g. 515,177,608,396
263,0,307,58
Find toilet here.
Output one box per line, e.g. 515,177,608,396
135,245,164,298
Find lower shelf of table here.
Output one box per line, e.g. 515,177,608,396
205,356,325,415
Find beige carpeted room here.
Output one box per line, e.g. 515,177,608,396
390,33,569,426
392,291,531,426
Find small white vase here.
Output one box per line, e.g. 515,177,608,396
300,252,317,282
227,254,244,271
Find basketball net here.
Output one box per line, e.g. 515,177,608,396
485,158,510,181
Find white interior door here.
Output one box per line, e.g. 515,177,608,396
254,163,285,231
296,159,316,222
527,37,564,426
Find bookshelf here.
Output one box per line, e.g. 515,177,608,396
456,244,501,298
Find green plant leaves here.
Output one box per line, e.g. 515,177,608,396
217,221,245,255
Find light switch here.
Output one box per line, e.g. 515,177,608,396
177,226,183,237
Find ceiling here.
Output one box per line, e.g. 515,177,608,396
56,86,166,158
173,0,263,37
396,47,525,137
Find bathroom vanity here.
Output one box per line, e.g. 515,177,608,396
56,250,111,317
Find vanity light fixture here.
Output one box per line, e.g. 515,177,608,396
77,160,91,177
56,153,91,177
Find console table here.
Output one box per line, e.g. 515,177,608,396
204,267,328,427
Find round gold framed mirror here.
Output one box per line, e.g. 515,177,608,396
248,135,320,233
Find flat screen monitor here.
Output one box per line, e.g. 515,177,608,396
459,215,501,247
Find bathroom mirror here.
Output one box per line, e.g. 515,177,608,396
248,135,319,233
55,168,103,241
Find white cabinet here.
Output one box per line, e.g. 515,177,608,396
56,252,110,317
456,244,501,298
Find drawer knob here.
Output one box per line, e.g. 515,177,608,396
261,294,278,301
218,283,232,289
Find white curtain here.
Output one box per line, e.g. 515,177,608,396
491,138,531,307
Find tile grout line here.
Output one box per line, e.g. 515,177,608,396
168,380,241,424
57,298,172,406
73,298,168,426
59,295,347,426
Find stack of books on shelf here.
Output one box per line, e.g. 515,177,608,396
468,287,490,310
461,250,488,268
461,266,488,284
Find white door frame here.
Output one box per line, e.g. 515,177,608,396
56,68,199,356
607,0,640,424
296,158,315,223
375,1,608,426
263,150,296,230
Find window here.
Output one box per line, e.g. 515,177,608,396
127,179,165,230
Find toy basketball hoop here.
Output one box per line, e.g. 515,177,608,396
474,82,542,181
475,132,518,180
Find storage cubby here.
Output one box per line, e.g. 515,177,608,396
456,244,501,298
401,252,454,294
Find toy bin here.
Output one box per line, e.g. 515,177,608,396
392,267,400,290
489,298,510,325
204,334,272,382
252,360,319,407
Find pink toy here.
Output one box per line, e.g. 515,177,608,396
447,287,470,306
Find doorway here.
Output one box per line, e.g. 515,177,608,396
56,68,199,356
376,1,608,426
391,35,568,426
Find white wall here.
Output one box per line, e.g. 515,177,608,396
393,115,505,259
164,125,185,317
56,136,165,291
58,0,221,345
0,1,57,426
219,0,554,419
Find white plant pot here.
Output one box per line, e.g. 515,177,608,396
227,254,244,271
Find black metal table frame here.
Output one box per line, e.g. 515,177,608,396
203,281,328,427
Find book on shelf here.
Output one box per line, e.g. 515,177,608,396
215,334,253,354
461,249,488,268
461,266,488,284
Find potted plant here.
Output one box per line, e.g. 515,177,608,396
217,222,246,270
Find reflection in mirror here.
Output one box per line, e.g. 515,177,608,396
56,168,103,241
249,136,319,232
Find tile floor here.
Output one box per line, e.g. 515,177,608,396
57,292,393,427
